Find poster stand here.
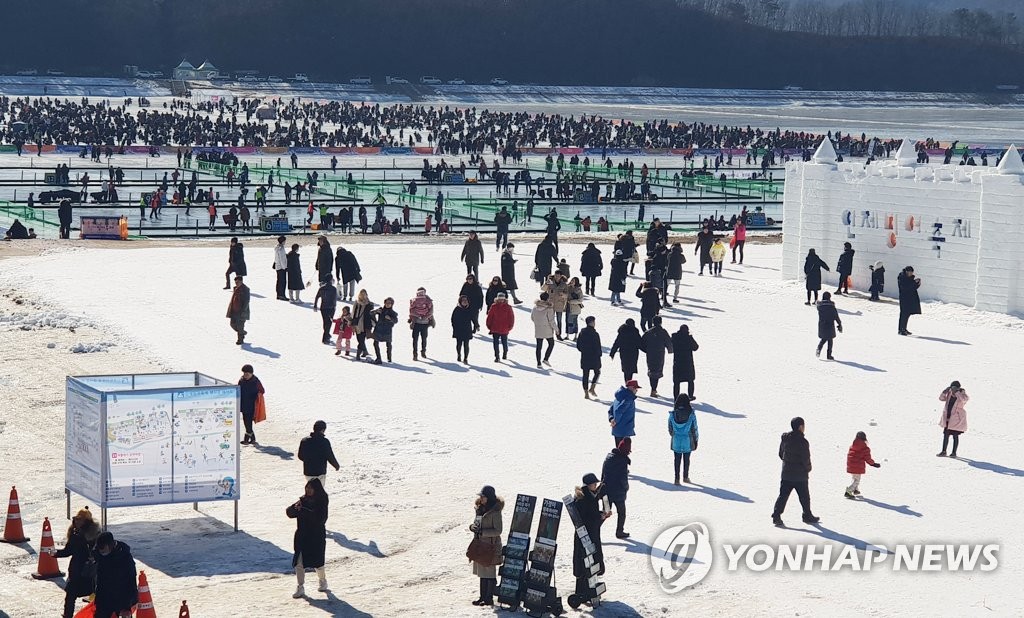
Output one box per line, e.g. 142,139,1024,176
522,498,565,617
496,494,537,609
64,372,241,532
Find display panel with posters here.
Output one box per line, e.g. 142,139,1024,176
65,380,104,503
104,390,174,507
172,387,239,502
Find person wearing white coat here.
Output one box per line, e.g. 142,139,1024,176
273,235,288,301
531,292,557,368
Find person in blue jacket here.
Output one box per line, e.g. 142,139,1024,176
608,379,639,445
668,394,699,485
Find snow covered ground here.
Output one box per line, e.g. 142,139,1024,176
0,236,1022,617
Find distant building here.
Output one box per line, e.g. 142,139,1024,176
173,59,197,80
196,60,220,79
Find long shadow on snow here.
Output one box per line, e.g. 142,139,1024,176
425,360,469,373
329,531,385,558
380,362,430,374
469,364,511,378
109,518,294,577
604,537,654,557
857,497,923,517
586,600,644,617
303,591,374,618
241,344,281,359
914,335,971,346
251,443,295,460
788,523,891,553
631,475,754,503
691,401,746,419
831,359,886,373
959,458,1024,477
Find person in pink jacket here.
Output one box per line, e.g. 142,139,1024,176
937,380,968,458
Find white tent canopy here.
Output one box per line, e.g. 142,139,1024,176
190,89,235,105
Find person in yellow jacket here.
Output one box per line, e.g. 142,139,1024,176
710,238,727,276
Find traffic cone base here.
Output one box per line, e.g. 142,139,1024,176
136,571,157,618
1,486,30,544
32,517,64,579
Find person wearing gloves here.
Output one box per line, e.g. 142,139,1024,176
937,381,968,458
844,431,880,499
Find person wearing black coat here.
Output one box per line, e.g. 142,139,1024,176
287,478,330,597
494,208,512,250
609,318,642,382
238,364,265,445
451,295,476,363
636,282,662,331
667,243,686,301
671,324,700,401
608,250,628,305
815,292,842,359
639,316,673,397
803,249,830,305
694,225,715,275
771,417,818,527
461,231,485,281
334,246,362,301
52,508,101,618
571,474,608,599
835,242,855,294
645,219,668,254
314,235,334,284
58,198,73,239
298,420,341,482
459,275,484,332
534,235,558,284
224,237,247,289
286,244,305,303
897,266,922,335
614,231,638,275
543,209,561,250
576,316,602,398
580,243,603,296
372,298,399,364
869,261,885,301
313,278,339,345
500,244,522,303
92,532,138,618
601,438,632,539
484,277,508,311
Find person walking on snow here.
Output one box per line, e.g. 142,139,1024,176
844,431,880,498
576,316,602,399
238,364,264,445
313,277,339,345
372,297,398,364
694,224,714,275
333,306,353,356
608,250,628,306
667,243,685,301
668,394,699,485
314,235,333,284
50,508,101,618
531,292,557,368
815,292,842,360
670,324,699,401
601,437,632,539
639,315,673,398
461,230,485,281
287,478,329,598
298,420,341,485
771,417,819,527
485,292,514,362
937,381,968,457
803,248,829,305
500,243,522,304
609,318,642,383
710,237,727,276
608,380,639,446
580,243,603,296
226,276,250,345
409,287,434,360
835,242,854,294
224,236,247,289
452,295,476,364
91,532,138,618
352,290,376,361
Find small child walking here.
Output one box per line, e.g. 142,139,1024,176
845,431,880,498
333,306,353,357
709,238,727,276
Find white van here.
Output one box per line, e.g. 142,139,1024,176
350,76,372,85
420,76,442,85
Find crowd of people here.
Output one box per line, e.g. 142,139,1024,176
2,94,923,155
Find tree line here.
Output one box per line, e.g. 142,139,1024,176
1,0,1022,91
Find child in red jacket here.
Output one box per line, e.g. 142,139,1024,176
845,431,880,499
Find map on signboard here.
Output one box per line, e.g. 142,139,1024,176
104,392,174,506
172,387,239,501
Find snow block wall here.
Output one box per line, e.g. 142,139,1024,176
782,146,1024,316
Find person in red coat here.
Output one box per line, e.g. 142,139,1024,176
485,292,515,362
845,431,880,498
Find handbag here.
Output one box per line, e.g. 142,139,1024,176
689,423,698,451
466,535,502,565
254,393,267,423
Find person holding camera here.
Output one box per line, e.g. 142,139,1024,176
287,478,330,598
937,381,968,458
898,266,922,336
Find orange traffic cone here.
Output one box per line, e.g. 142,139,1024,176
178,600,190,618
136,571,157,618
32,517,64,579
1,486,30,544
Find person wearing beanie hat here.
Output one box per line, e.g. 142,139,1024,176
469,486,504,606
485,291,515,362
531,292,557,368
571,473,609,599
273,235,288,301
484,276,509,312
601,438,632,539
609,381,639,445
868,261,885,301
51,506,102,618
938,381,968,457
577,316,602,399
772,417,818,527
897,265,921,335
668,394,699,485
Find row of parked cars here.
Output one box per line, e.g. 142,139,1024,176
16,69,67,76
